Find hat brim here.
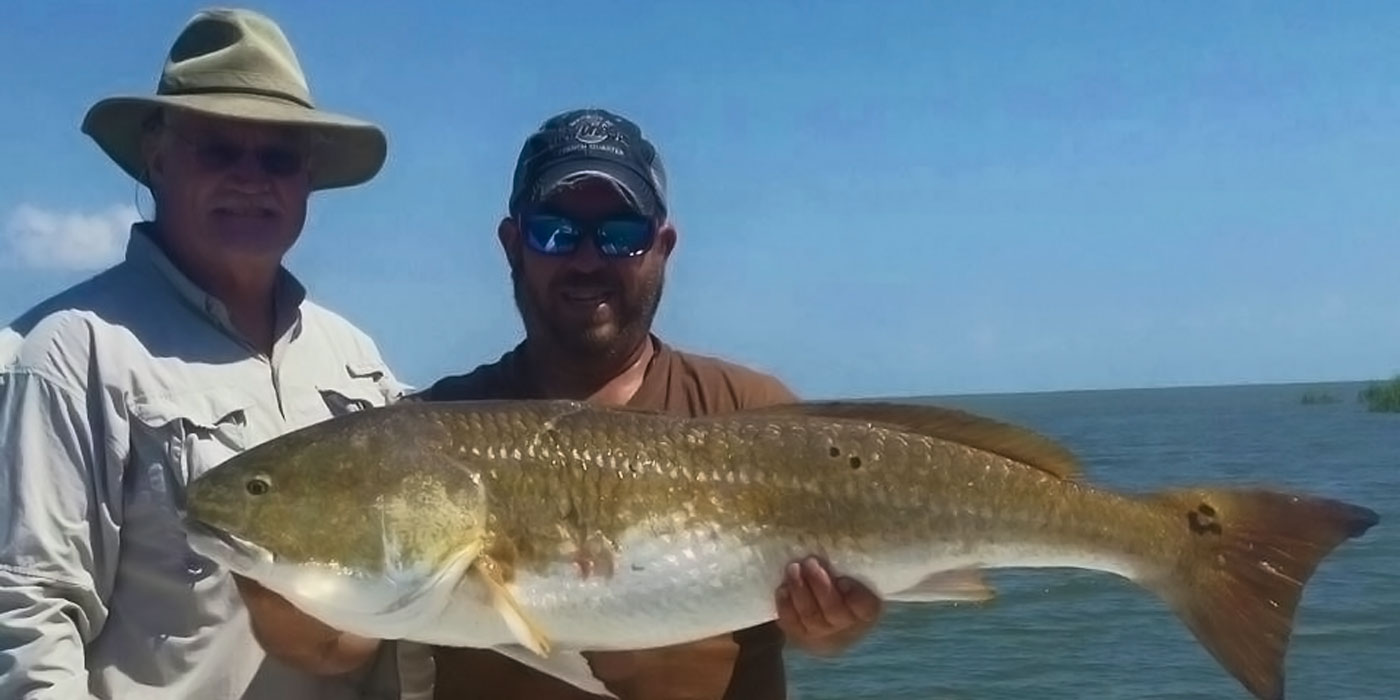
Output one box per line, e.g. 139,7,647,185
81,92,387,191
529,159,662,219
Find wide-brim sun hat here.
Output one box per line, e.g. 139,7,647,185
81,7,386,191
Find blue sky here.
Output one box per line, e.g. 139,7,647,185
3,1,1399,398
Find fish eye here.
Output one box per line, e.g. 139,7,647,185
246,476,271,496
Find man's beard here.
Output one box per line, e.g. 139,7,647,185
512,264,665,361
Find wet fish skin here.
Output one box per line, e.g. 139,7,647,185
184,399,1379,700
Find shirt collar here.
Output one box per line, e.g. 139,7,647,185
124,221,308,343
506,333,669,405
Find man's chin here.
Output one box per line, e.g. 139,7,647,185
559,330,625,357
550,320,646,359
208,222,295,256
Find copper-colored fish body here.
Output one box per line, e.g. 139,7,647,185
186,399,1378,700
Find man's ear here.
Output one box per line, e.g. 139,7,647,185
655,220,678,259
498,216,522,268
140,123,167,188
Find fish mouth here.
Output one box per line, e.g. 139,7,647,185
184,519,274,576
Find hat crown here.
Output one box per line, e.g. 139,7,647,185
157,8,313,108
81,7,387,191
510,108,669,216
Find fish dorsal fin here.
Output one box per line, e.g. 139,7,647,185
748,401,1082,481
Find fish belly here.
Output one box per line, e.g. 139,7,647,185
420,524,796,651
417,527,1148,653
260,529,1149,655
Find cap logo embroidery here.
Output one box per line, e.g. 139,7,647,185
572,115,614,145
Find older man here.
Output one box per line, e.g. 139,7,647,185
0,8,403,699
417,108,885,699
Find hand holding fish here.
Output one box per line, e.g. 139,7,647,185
776,557,883,655
233,574,380,675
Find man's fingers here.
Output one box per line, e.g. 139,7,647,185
800,557,852,628
778,557,886,647
776,568,813,639
775,586,805,636
784,561,822,621
837,577,884,622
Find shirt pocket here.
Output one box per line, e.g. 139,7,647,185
129,389,256,489
316,360,393,417
125,390,256,591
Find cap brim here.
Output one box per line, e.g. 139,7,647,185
528,159,661,218
81,93,387,191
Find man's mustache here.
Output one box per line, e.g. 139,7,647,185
552,271,622,293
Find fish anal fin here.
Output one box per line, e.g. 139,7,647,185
1147,488,1379,700
887,567,995,603
750,401,1082,480
472,554,552,657
490,645,617,698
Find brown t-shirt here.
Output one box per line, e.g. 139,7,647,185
416,336,798,700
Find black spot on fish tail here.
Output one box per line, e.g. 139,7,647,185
1147,488,1378,700
825,443,862,469
1188,503,1223,536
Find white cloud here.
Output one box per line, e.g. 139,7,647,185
4,203,139,270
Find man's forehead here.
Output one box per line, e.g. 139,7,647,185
167,110,307,144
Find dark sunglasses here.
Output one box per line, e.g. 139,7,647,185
520,213,655,258
169,129,309,177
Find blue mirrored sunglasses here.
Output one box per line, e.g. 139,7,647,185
521,214,655,258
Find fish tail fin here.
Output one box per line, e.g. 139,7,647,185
1147,489,1378,700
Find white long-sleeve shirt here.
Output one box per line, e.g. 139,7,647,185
0,224,407,699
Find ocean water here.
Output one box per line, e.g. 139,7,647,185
785,381,1399,700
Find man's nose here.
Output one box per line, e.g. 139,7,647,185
225,149,274,190
566,234,606,272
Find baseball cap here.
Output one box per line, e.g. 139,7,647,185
508,108,669,219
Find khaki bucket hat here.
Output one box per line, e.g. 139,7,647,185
81,7,386,191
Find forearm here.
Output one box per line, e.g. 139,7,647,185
234,575,380,675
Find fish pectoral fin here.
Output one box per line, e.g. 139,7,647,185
471,555,552,657
490,644,616,699
745,401,1082,481
886,568,995,603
